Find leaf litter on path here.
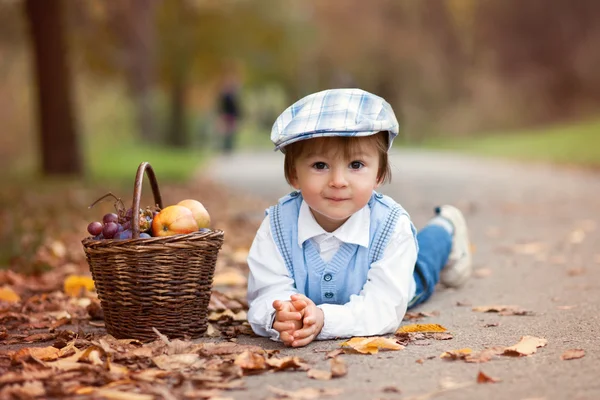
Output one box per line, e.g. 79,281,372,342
560,349,585,360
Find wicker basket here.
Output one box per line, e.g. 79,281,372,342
82,162,224,341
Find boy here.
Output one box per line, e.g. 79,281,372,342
246,88,471,347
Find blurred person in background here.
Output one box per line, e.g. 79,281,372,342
217,72,242,154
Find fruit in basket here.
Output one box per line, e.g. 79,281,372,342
102,222,120,239
87,222,103,236
177,199,211,229
151,205,198,237
103,213,119,224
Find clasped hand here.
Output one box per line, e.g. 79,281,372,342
272,294,324,347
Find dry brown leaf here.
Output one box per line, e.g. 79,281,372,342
265,356,307,371
465,347,504,363
93,389,154,400
560,349,585,360
200,342,265,356
12,346,60,362
567,267,586,276
212,271,248,287
152,354,205,370
473,268,493,278
340,337,404,354
503,336,547,356
325,348,344,359
268,386,343,399
0,286,21,303
330,357,347,378
396,324,447,333
403,311,439,321
307,368,332,380
477,371,501,383
383,386,402,393
234,350,266,371
472,305,532,316
440,348,472,360
63,275,95,297
208,309,247,322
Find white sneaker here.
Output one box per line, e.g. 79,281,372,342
437,205,472,287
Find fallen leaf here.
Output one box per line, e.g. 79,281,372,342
325,349,344,359
63,275,95,297
12,346,61,362
473,268,493,278
557,305,576,310
483,322,499,328
511,242,546,255
0,286,20,303
403,311,439,321
382,386,401,393
340,337,404,354
234,350,267,371
396,324,447,333
568,229,585,244
440,348,472,360
212,271,247,287
567,267,586,276
465,347,504,363
268,386,343,399
472,305,532,316
477,371,501,383
307,368,332,380
503,336,547,356
330,357,347,378
265,356,307,371
93,389,154,400
560,349,585,360
152,354,205,370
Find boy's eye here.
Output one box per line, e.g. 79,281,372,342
312,162,328,170
349,161,364,169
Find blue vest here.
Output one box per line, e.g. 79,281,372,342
267,191,418,306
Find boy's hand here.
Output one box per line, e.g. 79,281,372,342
288,294,324,348
272,299,306,345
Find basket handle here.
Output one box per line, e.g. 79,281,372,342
131,162,163,238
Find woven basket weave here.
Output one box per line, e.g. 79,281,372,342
82,162,224,341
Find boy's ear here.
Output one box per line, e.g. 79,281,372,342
289,168,301,190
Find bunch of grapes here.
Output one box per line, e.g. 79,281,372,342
87,192,161,240
87,210,154,240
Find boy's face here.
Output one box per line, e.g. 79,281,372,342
289,138,381,232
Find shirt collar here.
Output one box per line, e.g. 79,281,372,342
297,200,370,248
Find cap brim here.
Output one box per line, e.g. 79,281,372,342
274,130,391,152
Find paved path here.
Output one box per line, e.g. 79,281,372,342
206,149,600,400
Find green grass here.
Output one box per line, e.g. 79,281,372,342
417,119,600,168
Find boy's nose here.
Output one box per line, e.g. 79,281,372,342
329,168,348,188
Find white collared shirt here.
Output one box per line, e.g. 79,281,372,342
246,200,417,340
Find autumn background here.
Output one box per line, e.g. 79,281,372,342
1,0,599,399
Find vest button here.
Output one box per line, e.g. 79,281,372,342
323,274,332,282
290,191,299,197
375,193,383,199
324,292,334,299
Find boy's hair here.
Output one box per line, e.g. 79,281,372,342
283,131,392,185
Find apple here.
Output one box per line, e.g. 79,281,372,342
151,205,199,237
177,199,211,229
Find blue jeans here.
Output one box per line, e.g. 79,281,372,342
408,224,452,308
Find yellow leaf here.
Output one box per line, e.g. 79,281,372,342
63,275,95,297
340,337,404,354
440,348,473,360
0,286,21,303
396,323,447,333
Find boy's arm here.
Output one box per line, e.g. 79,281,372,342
316,215,417,340
247,216,298,340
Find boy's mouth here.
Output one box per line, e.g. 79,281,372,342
325,197,349,202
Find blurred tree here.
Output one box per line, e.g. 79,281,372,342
105,0,159,143
24,0,82,176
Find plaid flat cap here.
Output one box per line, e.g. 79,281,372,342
271,88,399,152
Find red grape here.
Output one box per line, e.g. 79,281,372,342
102,222,119,239
103,213,119,224
87,221,103,236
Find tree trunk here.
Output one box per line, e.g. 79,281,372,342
24,0,82,176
